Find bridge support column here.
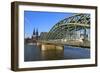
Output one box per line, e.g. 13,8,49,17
41,44,64,51
41,43,64,60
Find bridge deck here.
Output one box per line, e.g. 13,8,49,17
37,40,90,48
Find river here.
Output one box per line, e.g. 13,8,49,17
24,44,90,61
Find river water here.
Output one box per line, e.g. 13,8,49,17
24,44,90,61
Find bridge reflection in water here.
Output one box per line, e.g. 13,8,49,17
24,44,90,61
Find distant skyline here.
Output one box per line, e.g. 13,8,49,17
24,11,76,38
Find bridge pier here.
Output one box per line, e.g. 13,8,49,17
37,43,64,60
41,43,64,51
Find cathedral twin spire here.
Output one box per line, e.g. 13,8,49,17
33,28,38,37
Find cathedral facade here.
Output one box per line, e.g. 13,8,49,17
31,28,39,41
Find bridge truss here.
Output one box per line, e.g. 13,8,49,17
40,14,90,45
42,14,90,41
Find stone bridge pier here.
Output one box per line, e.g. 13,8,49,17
36,42,64,60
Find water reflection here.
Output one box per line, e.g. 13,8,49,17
24,44,90,61
41,48,64,60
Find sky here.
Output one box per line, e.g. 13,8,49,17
24,11,76,38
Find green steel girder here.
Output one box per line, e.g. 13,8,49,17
48,14,90,32
47,26,68,39
46,23,90,40
44,14,90,40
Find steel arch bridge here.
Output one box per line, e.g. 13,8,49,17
41,14,90,40
39,13,90,47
